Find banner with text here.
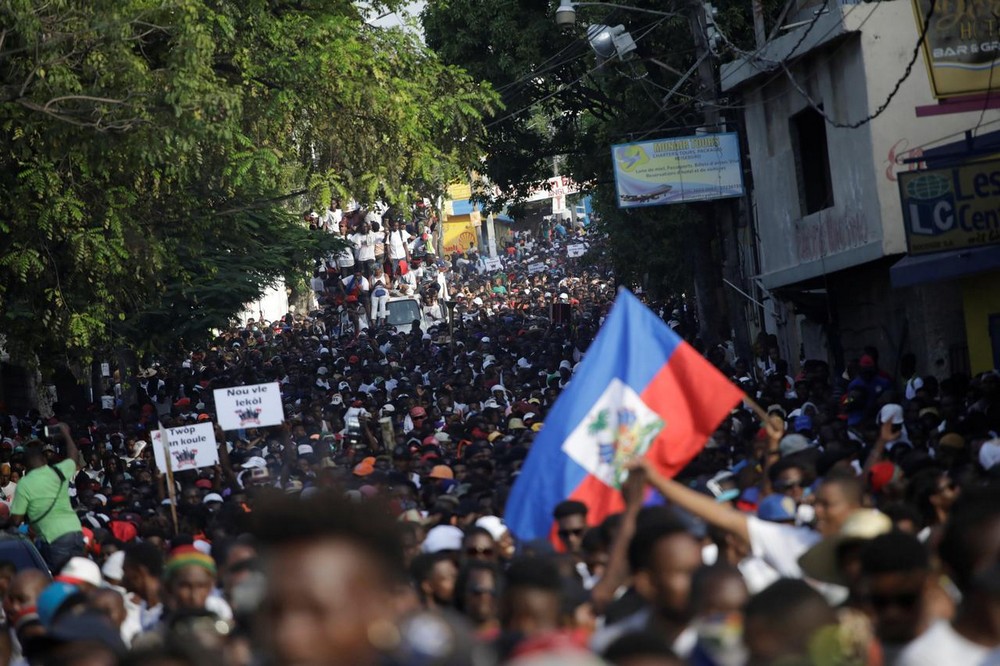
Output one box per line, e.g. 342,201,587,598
214,382,285,430
611,133,744,208
899,159,1000,255
528,262,547,274
152,423,219,472
566,243,587,258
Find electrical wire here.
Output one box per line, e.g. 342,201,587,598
485,14,674,129
643,0,880,131
778,0,936,128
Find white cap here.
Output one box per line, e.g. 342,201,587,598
203,493,224,504
980,439,1000,471
475,515,509,541
421,525,464,554
241,456,267,470
298,444,314,456
101,551,125,583
57,557,103,587
878,403,904,425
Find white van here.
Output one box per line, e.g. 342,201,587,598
384,295,432,334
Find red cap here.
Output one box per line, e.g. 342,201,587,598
859,354,876,368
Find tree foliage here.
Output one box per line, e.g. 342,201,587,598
0,0,497,366
423,0,779,299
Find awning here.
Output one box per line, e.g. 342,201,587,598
890,245,1000,288
450,199,476,216
496,213,514,224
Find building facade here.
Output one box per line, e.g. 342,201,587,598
722,0,1000,378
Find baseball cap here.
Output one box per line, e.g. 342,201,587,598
756,494,797,523
793,415,814,433
421,525,463,554
428,464,454,480
55,557,103,588
241,456,267,470
779,434,812,457
877,403,904,425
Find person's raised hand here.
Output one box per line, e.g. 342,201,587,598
878,419,901,444
765,413,785,446
622,463,647,509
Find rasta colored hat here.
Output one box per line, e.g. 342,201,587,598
165,545,217,579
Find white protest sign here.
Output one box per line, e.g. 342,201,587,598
566,243,586,258
528,262,547,275
152,422,219,472
100,362,111,377
101,395,115,410
483,257,503,271
214,382,285,430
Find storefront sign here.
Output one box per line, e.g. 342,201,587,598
899,159,1000,254
914,0,1000,98
611,133,744,208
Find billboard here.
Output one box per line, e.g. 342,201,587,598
914,0,1000,98
611,132,744,208
899,159,1000,255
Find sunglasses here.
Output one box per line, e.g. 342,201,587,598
558,528,585,539
465,546,495,557
469,585,497,597
774,479,806,492
869,591,921,610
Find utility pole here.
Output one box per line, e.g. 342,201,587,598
687,0,752,361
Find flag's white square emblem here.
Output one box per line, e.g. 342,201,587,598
562,378,665,489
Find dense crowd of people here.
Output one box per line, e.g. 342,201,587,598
0,209,999,666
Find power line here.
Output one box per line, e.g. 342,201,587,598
485,15,674,129
778,0,936,128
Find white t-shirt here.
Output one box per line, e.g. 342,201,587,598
350,232,377,261
897,620,998,666
387,230,409,260
336,235,355,267
746,516,821,578
341,275,370,294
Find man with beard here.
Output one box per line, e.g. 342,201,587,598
591,508,703,659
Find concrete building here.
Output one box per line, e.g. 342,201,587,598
722,0,1000,378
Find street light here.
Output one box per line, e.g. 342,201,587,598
587,23,637,62
555,0,680,27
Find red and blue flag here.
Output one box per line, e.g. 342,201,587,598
505,288,744,542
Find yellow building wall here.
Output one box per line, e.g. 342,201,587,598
442,217,478,255
962,273,1000,373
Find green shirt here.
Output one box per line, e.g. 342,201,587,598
10,459,81,543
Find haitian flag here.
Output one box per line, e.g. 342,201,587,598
505,288,744,541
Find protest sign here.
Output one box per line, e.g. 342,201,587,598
528,262,547,275
566,244,586,258
483,257,503,271
214,382,285,430
152,422,219,472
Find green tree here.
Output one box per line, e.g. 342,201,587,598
0,0,497,366
423,0,779,330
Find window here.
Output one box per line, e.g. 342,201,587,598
790,106,834,215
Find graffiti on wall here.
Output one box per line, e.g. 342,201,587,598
795,211,869,263
885,138,926,182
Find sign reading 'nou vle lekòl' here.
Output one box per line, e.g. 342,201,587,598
213,382,285,431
